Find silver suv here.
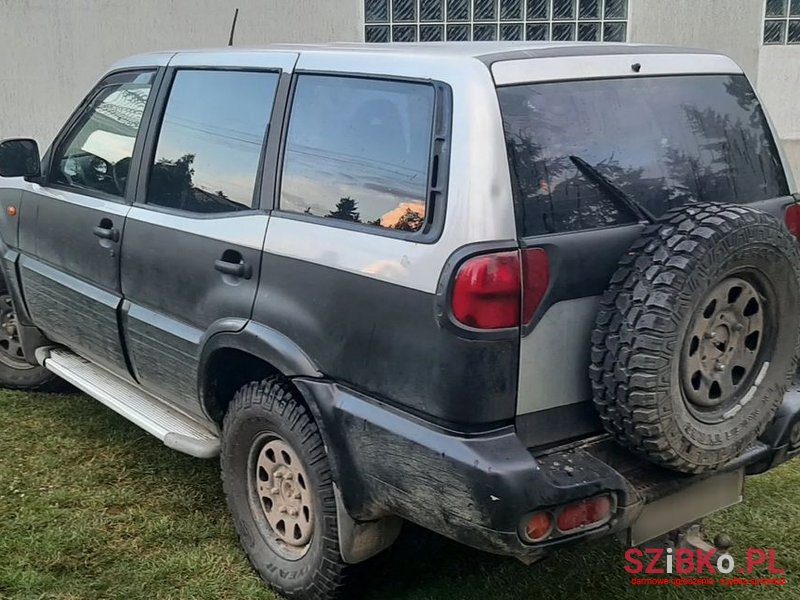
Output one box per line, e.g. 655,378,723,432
0,42,799,599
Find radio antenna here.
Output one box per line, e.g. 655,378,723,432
228,8,239,46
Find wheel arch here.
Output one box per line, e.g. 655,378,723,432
198,321,323,425
203,325,402,563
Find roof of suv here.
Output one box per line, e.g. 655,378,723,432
111,41,732,71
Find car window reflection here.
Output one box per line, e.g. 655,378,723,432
53,73,154,197
280,75,434,232
499,75,788,237
147,70,279,213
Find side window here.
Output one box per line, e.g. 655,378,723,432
280,75,435,233
51,71,155,198
146,70,279,214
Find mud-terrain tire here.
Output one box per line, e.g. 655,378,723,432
0,280,66,392
590,203,800,474
221,377,351,600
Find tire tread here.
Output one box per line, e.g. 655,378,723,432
221,377,350,600
590,203,800,473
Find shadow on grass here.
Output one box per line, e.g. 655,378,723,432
357,525,510,599
44,394,535,598
40,392,227,508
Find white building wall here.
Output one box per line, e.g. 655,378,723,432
0,0,362,147
627,0,763,82
757,46,800,183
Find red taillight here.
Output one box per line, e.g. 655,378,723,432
525,511,553,542
522,248,549,324
451,248,549,330
786,203,800,238
556,495,613,533
451,251,521,329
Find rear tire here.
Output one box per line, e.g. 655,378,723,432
221,377,351,600
590,204,800,473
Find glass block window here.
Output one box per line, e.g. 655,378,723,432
763,0,800,44
364,0,628,42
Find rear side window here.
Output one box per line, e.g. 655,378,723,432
147,70,279,213
280,75,435,233
498,75,789,237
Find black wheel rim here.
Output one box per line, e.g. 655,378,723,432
0,294,32,370
679,272,776,424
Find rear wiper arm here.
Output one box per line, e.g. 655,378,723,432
569,155,656,224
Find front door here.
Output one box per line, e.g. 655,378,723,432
120,62,288,415
17,70,157,377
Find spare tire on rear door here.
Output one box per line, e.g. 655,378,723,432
590,203,800,474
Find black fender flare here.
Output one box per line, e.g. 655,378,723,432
199,320,322,378
197,320,323,414
0,237,32,325
0,240,48,363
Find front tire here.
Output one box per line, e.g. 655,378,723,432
0,285,65,392
221,377,350,600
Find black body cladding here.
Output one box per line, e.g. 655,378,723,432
293,376,800,560
253,252,519,427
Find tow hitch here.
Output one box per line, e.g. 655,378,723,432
671,523,734,555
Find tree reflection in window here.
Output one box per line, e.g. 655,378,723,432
281,75,434,234
499,74,788,237
323,196,427,232
146,70,279,213
149,153,246,213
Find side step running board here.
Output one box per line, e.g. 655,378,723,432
36,347,220,459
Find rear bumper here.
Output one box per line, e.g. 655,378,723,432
746,378,800,474
294,378,800,561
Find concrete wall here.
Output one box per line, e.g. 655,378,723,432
0,0,362,147
628,0,763,82
757,45,800,183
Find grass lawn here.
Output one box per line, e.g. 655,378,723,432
1,389,800,599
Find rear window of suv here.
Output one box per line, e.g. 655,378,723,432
498,74,789,237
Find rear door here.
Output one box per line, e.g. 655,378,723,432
120,54,294,415
17,70,158,377
495,67,792,447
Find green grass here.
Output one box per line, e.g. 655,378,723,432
1,389,799,599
